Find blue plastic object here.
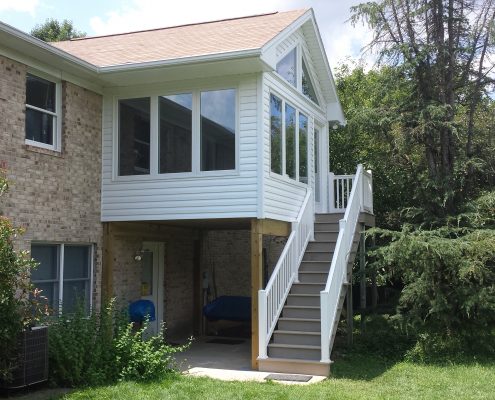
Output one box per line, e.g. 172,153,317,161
129,299,156,323
202,296,251,322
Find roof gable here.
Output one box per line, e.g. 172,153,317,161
51,10,307,68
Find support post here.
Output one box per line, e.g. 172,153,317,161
251,219,263,370
193,236,201,336
359,224,366,333
102,222,114,305
346,275,353,347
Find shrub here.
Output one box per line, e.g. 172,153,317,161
48,300,188,387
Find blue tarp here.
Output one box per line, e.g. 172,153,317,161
129,299,156,323
202,296,251,322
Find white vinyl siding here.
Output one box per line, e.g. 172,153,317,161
101,76,259,221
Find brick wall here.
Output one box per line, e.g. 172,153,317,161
0,55,103,308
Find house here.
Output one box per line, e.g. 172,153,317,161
0,9,374,376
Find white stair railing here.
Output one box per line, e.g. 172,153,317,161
329,169,373,214
258,189,314,359
320,164,365,363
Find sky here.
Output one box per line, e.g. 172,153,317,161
0,0,373,68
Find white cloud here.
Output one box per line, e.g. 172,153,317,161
89,0,373,66
0,0,39,16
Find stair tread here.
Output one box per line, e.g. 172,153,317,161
268,343,321,350
299,270,328,273
274,330,321,336
284,305,320,309
279,317,321,322
288,294,320,297
293,282,325,285
301,260,331,263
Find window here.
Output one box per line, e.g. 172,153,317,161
285,103,296,179
25,73,59,148
200,89,236,171
299,113,308,183
159,93,192,173
119,98,151,176
270,94,282,174
276,48,297,87
302,59,319,105
31,244,92,314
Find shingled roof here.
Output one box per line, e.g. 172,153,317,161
51,10,308,68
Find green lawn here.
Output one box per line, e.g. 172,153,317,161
58,354,495,400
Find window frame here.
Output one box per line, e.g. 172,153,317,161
25,70,62,152
268,89,311,187
113,85,239,182
30,242,94,314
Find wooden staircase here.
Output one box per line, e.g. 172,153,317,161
258,213,360,376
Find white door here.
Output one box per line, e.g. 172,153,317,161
313,125,324,213
140,242,164,336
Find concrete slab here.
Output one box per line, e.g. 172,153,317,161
174,337,326,385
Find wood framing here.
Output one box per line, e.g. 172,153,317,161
257,219,291,237
251,219,264,369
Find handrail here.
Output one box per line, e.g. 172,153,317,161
320,164,364,362
258,189,314,359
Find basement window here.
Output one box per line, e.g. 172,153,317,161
30,244,93,314
25,73,61,150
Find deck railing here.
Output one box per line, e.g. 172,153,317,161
320,164,365,363
329,170,373,214
258,189,314,359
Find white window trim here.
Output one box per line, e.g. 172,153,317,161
30,242,94,314
112,85,239,182
24,70,62,152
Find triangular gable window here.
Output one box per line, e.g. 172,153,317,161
302,59,319,105
276,48,297,87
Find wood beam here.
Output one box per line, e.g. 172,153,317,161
251,219,263,370
257,219,291,237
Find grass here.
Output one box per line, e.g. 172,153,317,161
55,354,495,400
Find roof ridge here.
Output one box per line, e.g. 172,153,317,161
62,9,306,43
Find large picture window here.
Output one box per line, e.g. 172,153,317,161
200,89,236,171
31,244,92,314
299,113,308,183
118,98,151,176
285,104,296,179
159,93,192,174
25,73,59,148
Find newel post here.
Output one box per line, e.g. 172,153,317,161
258,290,268,359
328,172,335,212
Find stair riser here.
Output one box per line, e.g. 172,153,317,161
268,346,321,361
258,359,330,376
302,252,333,262
278,320,320,332
273,332,321,346
315,214,344,223
298,272,328,284
306,242,336,252
287,296,320,307
299,262,331,272
283,307,320,319
314,232,339,242
299,261,330,270
291,284,324,295
314,223,339,232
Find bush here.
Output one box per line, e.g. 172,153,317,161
48,300,188,387
368,191,495,358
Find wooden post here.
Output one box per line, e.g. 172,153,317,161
359,224,366,333
251,219,263,370
102,222,114,305
346,275,353,347
193,237,201,336
371,234,378,313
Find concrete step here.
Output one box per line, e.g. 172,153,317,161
286,294,320,307
298,271,328,284
273,330,321,346
303,251,334,262
290,282,325,295
258,357,330,376
315,213,344,223
278,317,321,332
268,343,321,361
282,305,320,319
